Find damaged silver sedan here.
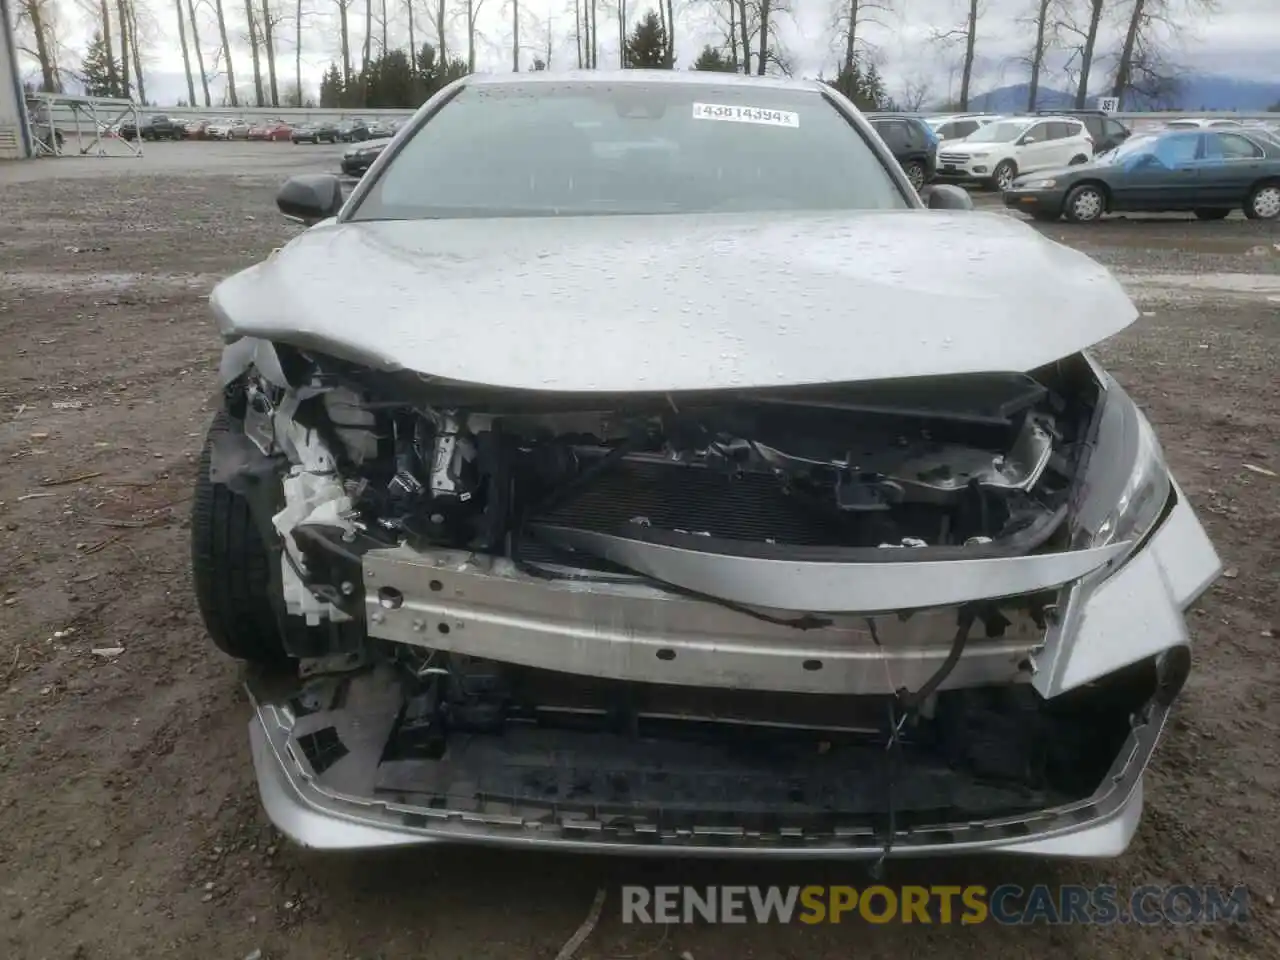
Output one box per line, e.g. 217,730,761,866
193,72,1221,859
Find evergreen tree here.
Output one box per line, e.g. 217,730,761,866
81,30,124,98
827,59,891,111
318,63,344,107
863,63,888,110
625,12,671,69
361,50,415,107
691,46,735,72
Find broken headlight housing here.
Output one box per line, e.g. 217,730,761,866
1071,375,1172,555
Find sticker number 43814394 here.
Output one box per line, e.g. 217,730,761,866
691,102,800,128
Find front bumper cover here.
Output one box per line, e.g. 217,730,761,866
1004,187,1069,217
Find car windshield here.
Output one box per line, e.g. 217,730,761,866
1097,133,1199,167
961,120,1027,143
352,81,908,220
1096,135,1158,162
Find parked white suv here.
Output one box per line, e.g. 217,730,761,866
927,113,1000,143
935,116,1094,190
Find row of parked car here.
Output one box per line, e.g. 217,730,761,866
113,114,408,143
867,109,1280,222
867,109,1280,190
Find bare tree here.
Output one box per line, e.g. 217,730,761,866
1053,0,1107,108
590,0,597,67
513,0,520,70
463,0,486,70
616,0,624,69
125,0,146,103
174,0,197,104
897,74,933,110
14,0,62,91
406,0,416,66
726,0,739,69
244,0,265,105
336,0,354,87
98,0,120,93
831,0,892,77
574,0,582,66
260,0,281,105
187,0,212,105
1022,0,1053,110
435,0,447,66
1111,0,1211,107
362,0,372,81
213,0,239,105
735,0,750,72
296,0,304,100
382,0,388,50
116,0,132,97
755,0,771,74
664,0,674,64
930,0,983,110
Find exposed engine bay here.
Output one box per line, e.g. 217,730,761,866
220,350,1097,630
210,343,1192,852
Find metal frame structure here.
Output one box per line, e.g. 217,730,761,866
0,0,32,159
25,92,142,158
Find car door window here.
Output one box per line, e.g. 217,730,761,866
1021,122,1050,145
1044,121,1067,140
1150,134,1201,167
955,120,979,138
1205,133,1264,160
1104,119,1129,141
873,121,908,152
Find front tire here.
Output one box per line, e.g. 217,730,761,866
991,160,1017,192
903,160,927,191
191,413,288,665
1244,182,1280,220
1063,184,1106,223
1194,208,1230,221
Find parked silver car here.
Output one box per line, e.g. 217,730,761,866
195,72,1220,859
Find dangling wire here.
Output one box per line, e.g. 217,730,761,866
866,608,978,876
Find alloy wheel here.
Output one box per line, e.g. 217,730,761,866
905,162,926,191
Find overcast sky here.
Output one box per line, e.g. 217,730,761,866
14,0,1279,106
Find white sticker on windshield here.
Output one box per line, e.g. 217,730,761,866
691,102,800,128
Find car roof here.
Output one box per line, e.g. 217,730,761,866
464,69,827,95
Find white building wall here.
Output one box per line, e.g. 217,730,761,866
0,0,32,159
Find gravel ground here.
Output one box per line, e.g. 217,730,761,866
1,144,1278,960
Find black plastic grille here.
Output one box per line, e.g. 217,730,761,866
537,460,842,545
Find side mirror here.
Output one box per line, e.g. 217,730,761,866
1019,135,1037,145
925,184,974,210
276,174,344,225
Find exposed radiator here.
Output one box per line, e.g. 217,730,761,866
535,459,846,546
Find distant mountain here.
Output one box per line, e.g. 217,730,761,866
963,74,1280,113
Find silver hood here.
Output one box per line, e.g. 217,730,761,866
210,210,1137,393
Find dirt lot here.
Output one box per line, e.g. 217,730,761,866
1,143,1278,960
